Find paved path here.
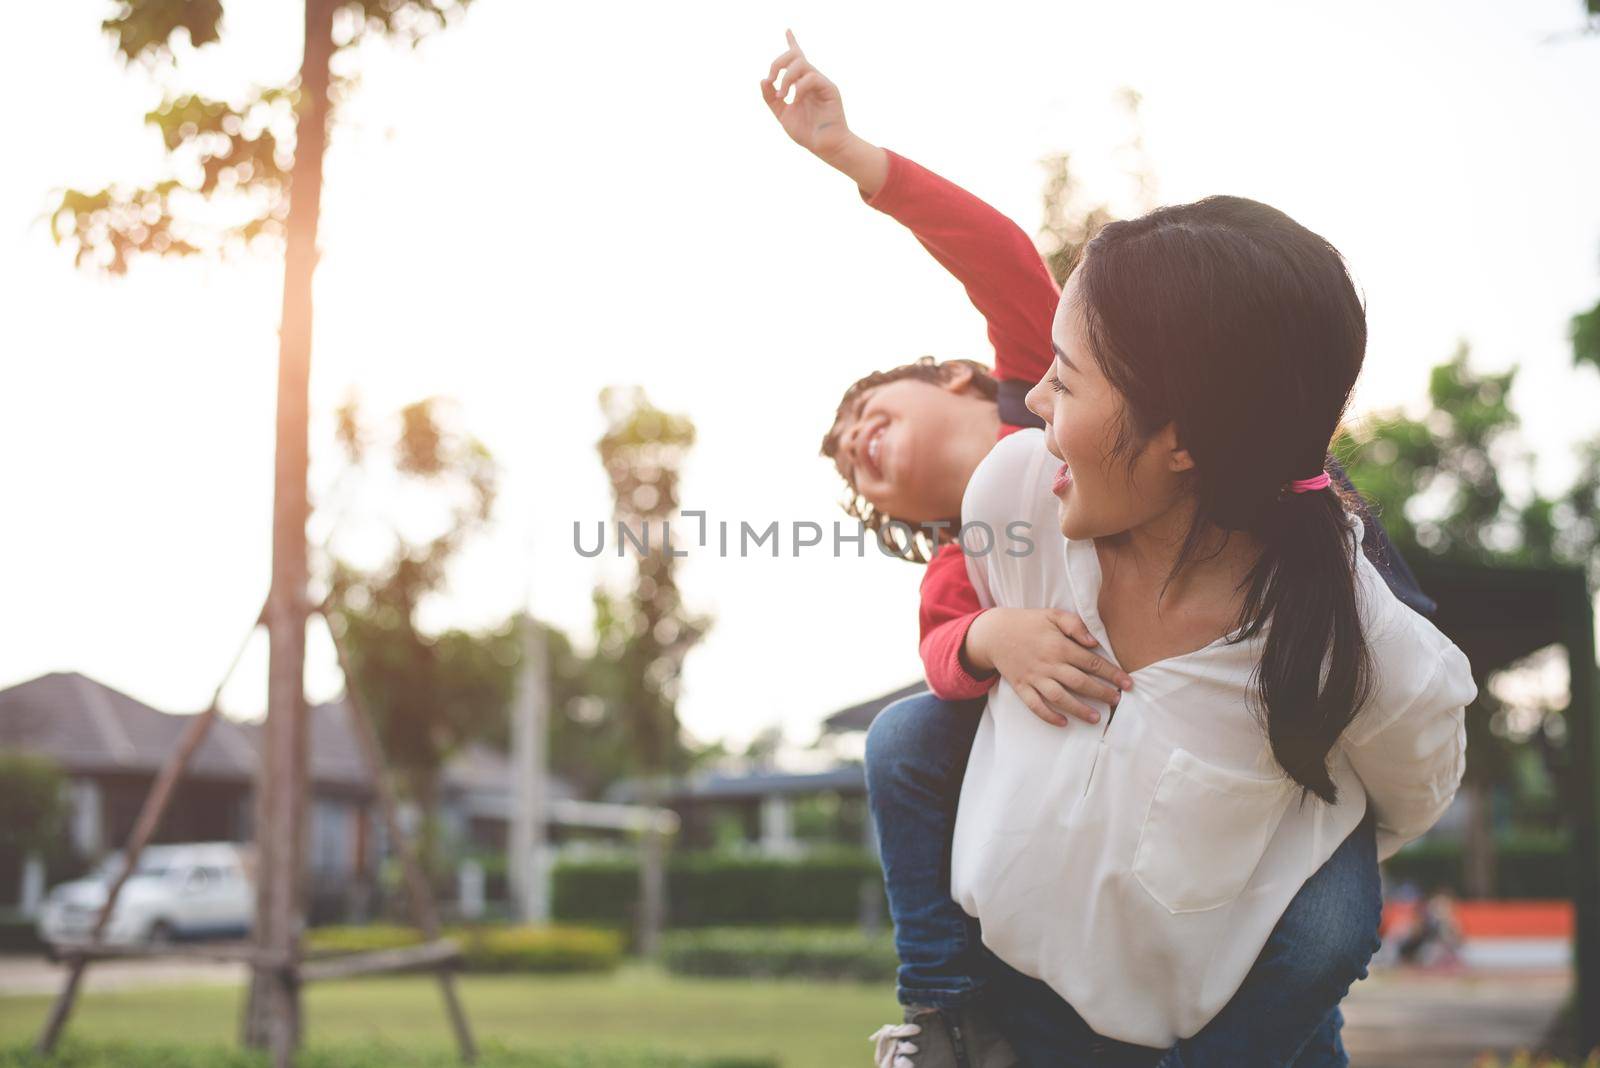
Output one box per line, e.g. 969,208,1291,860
1341,966,1569,1067
0,954,245,996
0,955,1572,1064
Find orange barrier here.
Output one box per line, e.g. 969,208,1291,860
1381,899,1574,939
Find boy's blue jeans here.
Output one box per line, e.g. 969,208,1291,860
864,691,1382,1068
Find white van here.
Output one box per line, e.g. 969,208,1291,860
37,842,254,947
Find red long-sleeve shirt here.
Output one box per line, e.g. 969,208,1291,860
860,150,1060,699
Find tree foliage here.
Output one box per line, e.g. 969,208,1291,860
1340,346,1598,586
1338,336,1600,817
102,0,224,63
0,751,69,862
322,397,498,867
52,0,474,274
1573,293,1600,375
591,388,711,780
1037,88,1155,286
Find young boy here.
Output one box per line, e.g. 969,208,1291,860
764,33,1432,1068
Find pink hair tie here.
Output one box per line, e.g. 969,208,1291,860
1286,472,1332,494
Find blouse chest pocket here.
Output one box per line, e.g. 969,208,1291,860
1132,747,1295,915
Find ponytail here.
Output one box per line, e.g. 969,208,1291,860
1235,476,1373,803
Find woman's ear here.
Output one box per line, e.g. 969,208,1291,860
1158,423,1195,473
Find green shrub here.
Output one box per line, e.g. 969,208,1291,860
0,912,46,954
659,925,897,982
0,752,68,863
0,1042,775,1068
553,849,885,928
460,924,624,974
304,923,424,955
304,923,622,974
1384,831,1572,897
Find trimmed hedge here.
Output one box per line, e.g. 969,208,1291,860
304,923,425,955
1383,832,1571,898
0,912,46,955
552,850,884,928
304,924,623,974
0,1043,775,1068
660,926,897,982
467,926,623,974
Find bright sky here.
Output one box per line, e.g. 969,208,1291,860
4,0,1599,753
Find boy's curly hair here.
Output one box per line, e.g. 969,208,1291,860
820,356,1000,563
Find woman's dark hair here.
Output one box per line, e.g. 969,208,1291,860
1076,196,1371,803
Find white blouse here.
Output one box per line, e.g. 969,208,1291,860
951,430,1476,1048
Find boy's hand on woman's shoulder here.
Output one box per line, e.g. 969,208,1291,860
964,608,1133,728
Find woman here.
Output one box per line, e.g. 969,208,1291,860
757,35,1449,1066
936,197,1476,1065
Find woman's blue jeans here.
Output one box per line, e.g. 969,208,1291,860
863,691,1382,1068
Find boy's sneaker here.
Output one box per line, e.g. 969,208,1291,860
869,1001,1020,1068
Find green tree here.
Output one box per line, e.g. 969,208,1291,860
465,619,643,802
591,387,711,953
1037,88,1155,286
56,2,480,1054
592,388,712,782
1340,340,1600,895
1341,344,1530,562
0,752,68,866
323,397,498,876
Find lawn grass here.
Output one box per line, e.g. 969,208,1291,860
0,965,899,1068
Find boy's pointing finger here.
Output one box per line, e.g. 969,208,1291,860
768,49,797,86
776,56,814,97
760,79,783,116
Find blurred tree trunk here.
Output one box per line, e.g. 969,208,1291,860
1463,780,1497,898
241,0,334,1058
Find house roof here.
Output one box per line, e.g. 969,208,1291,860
820,681,928,734
0,672,372,793
441,742,576,801
0,672,584,802
0,672,259,781
301,699,380,791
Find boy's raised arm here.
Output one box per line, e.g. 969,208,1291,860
761,32,1057,385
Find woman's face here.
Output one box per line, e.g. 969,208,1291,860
1025,272,1193,540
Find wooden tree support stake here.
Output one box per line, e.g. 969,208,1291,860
53,941,287,967
321,604,478,1064
36,606,264,1055
299,938,462,983
34,600,480,1066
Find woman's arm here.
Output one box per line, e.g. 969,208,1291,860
1342,639,1476,861
761,33,1058,385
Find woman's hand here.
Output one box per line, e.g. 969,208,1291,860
963,608,1133,728
761,31,850,159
